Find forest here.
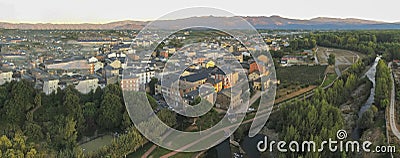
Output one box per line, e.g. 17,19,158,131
0,81,175,157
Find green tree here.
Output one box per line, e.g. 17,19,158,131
97,94,123,130
63,87,85,136
328,54,336,65
359,109,374,130
157,109,176,127
148,77,158,95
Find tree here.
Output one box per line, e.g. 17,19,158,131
93,87,103,106
83,102,97,135
63,87,85,136
157,109,176,127
148,77,158,95
55,116,78,150
198,108,219,129
375,60,392,109
328,54,336,65
359,109,374,130
0,132,37,157
121,111,133,130
23,122,43,142
147,94,158,109
97,94,123,130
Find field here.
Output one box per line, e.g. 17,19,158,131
316,47,365,65
276,65,327,86
275,85,316,103
79,135,114,153
275,65,327,101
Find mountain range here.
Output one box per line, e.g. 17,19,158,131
1,15,400,30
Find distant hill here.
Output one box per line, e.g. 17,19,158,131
1,16,400,30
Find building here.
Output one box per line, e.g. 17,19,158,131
179,81,198,95
43,78,59,95
216,88,242,110
160,51,169,58
249,61,259,74
75,78,99,94
280,55,304,65
205,77,223,92
180,72,209,87
155,74,181,107
0,71,13,85
183,87,215,105
212,68,239,89
45,60,91,70
104,65,120,77
232,52,244,63
121,76,140,92
88,56,98,63
206,60,215,68
248,71,260,81
109,60,122,69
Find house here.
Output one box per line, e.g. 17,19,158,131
248,71,260,81
109,60,122,69
249,61,259,74
232,52,244,63
43,78,59,95
269,45,280,51
178,81,198,95
104,65,119,77
0,71,13,85
155,74,181,107
205,77,223,93
88,56,98,63
160,51,169,58
280,55,303,65
183,87,215,105
180,72,209,87
253,77,270,91
211,68,238,89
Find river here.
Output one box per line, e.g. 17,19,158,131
352,56,381,139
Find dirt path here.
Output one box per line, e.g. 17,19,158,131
141,145,157,158
275,86,316,104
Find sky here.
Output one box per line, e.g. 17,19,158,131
0,0,398,24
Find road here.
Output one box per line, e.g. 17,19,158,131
158,90,263,158
388,62,400,140
249,91,261,106
314,47,319,64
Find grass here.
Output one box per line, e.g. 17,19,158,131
276,65,327,86
79,135,114,153
275,85,316,104
321,73,338,87
317,46,365,65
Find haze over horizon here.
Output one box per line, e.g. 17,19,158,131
0,0,398,24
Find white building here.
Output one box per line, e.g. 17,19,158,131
0,71,13,85
88,56,98,63
43,79,59,95
127,68,155,85
75,78,99,94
